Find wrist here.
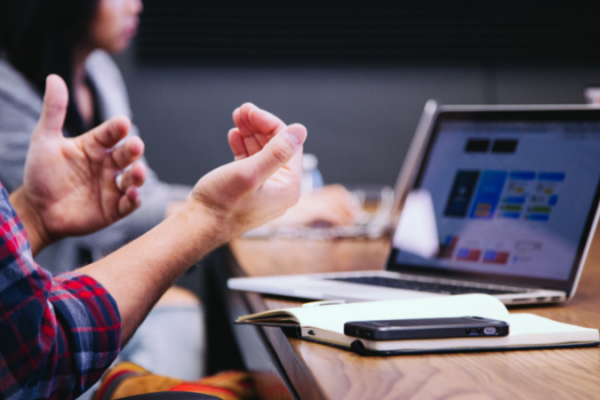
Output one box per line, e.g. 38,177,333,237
169,200,235,259
9,188,53,256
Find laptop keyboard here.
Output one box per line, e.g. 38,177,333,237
329,276,527,295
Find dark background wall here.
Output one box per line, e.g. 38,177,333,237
113,1,600,187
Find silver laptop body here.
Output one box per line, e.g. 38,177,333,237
229,103,600,306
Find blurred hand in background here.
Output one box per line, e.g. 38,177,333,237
273,184,360,227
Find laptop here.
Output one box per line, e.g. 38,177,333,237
228,102,600,305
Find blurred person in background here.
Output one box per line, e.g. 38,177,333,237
0,0,357,390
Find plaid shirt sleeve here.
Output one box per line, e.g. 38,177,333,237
0,184,121,400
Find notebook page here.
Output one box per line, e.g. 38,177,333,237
289,294,508,335
366,313,599,351
503,314,599,342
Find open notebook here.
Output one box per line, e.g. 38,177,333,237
236,294,599,355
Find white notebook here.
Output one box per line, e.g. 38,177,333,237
236,294,599,355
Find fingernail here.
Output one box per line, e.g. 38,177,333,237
287,125,305,146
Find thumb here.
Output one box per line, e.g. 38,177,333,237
241,123,307,190
35,75,69,137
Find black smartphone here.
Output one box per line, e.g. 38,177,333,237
344,316,509,341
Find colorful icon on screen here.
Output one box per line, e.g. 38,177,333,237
456,248,482,262
438,235,459,259
469,171,507,219
482,250,510,265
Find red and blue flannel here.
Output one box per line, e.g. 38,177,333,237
0,183,121,400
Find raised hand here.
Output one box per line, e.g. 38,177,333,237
228,103,359,228
188,105,307,240
228,103,287,160
13,75,147,254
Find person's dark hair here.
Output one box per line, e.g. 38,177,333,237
0,0,100,136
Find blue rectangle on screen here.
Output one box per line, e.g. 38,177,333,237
444,171,480,218
528,214,550,221
469,170,507,219
483,251,496,261
509,171,536,180
538,172,565,181
504,196,526,205
549,195,558,206
502,212,521,219
456,248,470,258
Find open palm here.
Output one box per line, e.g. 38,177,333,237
22,75,147,241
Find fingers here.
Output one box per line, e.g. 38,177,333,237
232,103,287,157
114,159,146,218
322,185,361,221
289,185,359,226
111,136,145,169
35,75,69,137
228,128,249,161
232,103,257,138
118,186,142,217
78,116,135,163
325,201,358,226
314,203,356,226
87,116,132,148
247,107,286,139
118,162,147,191
233,104,262,155
242,131,262,156
239,123,307,191
317,207,354,226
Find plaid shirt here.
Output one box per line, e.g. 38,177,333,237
0,183,121,400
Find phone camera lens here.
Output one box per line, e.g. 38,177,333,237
477,328,484,335
465,328,471,335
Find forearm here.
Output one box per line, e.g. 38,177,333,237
9,187,52,256
79,201,227,343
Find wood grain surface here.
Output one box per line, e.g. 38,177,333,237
230,232,600,400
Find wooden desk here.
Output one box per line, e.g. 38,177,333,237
226,234,600,400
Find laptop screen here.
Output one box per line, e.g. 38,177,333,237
390,109,600,292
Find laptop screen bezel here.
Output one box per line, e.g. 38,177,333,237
386,107,600,295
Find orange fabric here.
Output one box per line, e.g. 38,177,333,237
94,368,139,400
93,362,255,400
168,383,240,400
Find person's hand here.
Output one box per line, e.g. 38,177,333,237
11,75,147,254
83,105,305,341
227,104,358,227
228,102,287,160
273,184,360,227
184,104,307,241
